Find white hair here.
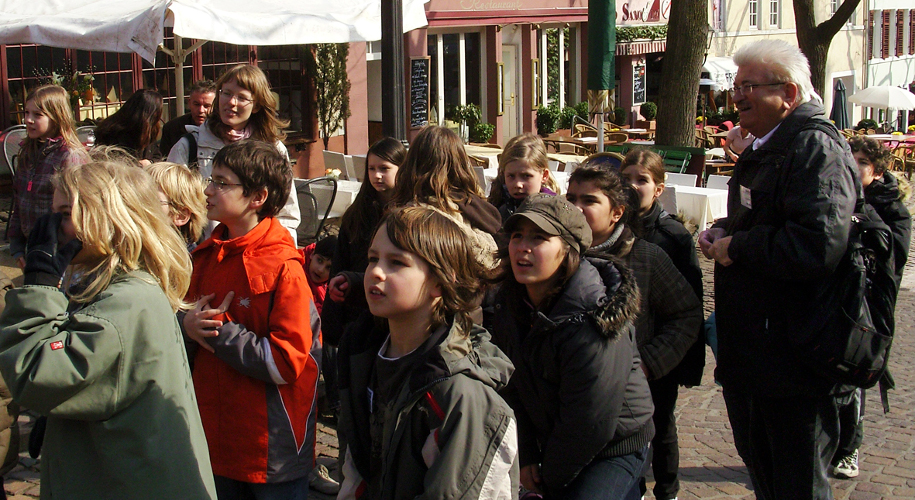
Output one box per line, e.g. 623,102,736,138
733,40,821,105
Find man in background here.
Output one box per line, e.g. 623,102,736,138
159,80,216,157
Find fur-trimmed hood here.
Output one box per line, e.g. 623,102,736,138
533,257,641,341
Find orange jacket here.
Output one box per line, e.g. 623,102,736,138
187,217,321,483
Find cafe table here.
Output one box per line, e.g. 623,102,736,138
868,134,915,143
308,179,362,219
546,153,587,172
672,185,729,229
464,144,502,168
623,128,654,140
542,134,598,155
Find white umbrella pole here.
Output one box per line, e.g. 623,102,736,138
160,34,206,118
597,111,604,153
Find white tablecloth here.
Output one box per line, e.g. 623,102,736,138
674,185,728,229
465,145,501,169
310,179,362,219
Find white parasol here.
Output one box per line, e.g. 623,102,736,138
847,85,915,110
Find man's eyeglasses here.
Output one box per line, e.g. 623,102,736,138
219,89,254,106
206,177,244,191
733,82,785,96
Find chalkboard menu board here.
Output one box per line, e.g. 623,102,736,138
411,57,430,128
633,62,646,105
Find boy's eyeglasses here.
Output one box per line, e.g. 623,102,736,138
206,177,244,191
219,89,254,106
733,82,785,96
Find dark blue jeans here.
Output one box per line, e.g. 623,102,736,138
214,475,309,500
561,446,648,500
722,388,838,500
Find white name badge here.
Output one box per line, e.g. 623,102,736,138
740,185,752,209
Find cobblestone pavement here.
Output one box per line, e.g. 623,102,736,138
3,233,915,499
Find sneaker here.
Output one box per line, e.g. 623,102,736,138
833,449,859,479
309,464,341,495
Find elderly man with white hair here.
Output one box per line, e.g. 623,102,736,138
699,40,858,499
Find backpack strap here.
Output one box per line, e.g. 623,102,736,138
182,132,199,171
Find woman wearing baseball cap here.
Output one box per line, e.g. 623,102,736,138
489,193,655,499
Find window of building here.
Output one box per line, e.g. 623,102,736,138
867,11,875,58
769,0,780,28
896,10,905,57
259,45,308,132
427,32,483,125
830,0,856,25
910,11,915,55
4,44,68,126
2,39,308,131
200,42,250,83
749,0,758,29
464,33,481,108
881,10,890,59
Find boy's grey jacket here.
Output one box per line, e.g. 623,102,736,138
338,314,518,499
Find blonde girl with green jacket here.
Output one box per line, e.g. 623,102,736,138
0,159,216,499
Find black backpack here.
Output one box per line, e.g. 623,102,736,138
801,204,895,386
182,132,199,171
791,120,897,410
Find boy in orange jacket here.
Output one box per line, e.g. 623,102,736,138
182,140,320,499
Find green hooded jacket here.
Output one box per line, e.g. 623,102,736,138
0,272,216,499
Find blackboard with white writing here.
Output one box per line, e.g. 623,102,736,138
633,62,646,105
411,57,430,128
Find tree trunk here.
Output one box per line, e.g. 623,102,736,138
794,0,861,98
655,0,708,147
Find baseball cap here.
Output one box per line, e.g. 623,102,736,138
503,194,592,254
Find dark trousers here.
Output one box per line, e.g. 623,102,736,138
322,345,340,410
214,475,309,500
722,387,839,500
642,375,680,500
834,388,865,461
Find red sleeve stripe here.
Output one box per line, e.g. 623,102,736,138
424,391,446,420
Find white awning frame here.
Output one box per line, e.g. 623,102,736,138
702,56,738,91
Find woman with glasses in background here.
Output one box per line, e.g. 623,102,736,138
167,64,300,243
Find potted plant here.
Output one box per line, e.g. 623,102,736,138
35,63,97,117
639,101,657,130
558,101,591,132
536,103,560,135
855,118,878,132
613,107,627,127
470,122,496,143
447,104,482,143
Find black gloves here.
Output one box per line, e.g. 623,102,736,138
23,212,82,287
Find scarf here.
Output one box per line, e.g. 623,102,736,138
224,125,253,142
591,223,625,253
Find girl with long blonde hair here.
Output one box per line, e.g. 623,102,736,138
9,84,87,268
488,133,559,220
0,159,216,499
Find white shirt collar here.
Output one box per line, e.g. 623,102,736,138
752,123,781,150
